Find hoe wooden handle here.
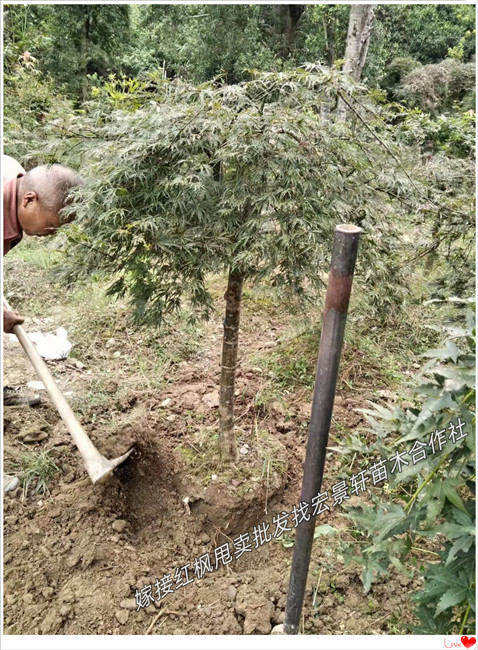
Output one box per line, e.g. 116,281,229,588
4,297,100,457
3,297,133,483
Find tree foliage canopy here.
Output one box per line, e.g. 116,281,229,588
49,65,457,325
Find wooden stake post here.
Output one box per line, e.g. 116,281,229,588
284,224,362,634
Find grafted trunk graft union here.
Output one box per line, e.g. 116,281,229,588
219,271,244,462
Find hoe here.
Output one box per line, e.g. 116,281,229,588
4,298,133,484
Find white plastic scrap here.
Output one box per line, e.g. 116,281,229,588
9,327,72,360
27,381,46,390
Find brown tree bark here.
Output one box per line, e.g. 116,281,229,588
320,5,336,121
277,5,305,57
218,270,244,462
322,5,336,67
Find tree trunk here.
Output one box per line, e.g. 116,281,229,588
320,5,336,121
342,4,376,81
278,5,305,58
337,4,376,120
219,270,244,462
80,10,91,103
322,5,336,67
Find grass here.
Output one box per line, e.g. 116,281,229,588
19,449,61,498
250,268,450,412
7,233,64,270
5,235,209,410
179,423,287,495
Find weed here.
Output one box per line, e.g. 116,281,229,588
277,532,295,549
19,449,61,497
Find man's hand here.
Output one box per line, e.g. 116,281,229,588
3,305,24,334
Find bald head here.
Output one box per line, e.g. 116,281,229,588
21,164,83,218
17,164,83,236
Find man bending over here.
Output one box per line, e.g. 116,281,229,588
3,154,82,404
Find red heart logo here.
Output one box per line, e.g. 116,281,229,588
462,637,477,649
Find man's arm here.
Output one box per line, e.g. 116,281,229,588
3,304,24,333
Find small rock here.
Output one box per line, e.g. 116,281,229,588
23,431,48,443
22,593,34,605
112,519,127,533
120,598,137,611
60,604,71,617
66,554,80,568
115,610,129,625
239,446,249,455
3,475,20,493
42,587,54,598
160,398,172,408
228,586,237,602
271,624,285,635
200,534,210,544
166,414,177,422
211,474,218,481
73,359,85,370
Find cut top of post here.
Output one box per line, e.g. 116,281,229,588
331,224,362,276
335,224,362,234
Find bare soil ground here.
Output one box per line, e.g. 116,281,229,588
3,251,423,636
